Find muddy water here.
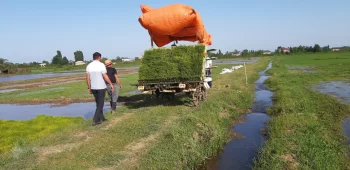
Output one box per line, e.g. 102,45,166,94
205,62,272,170
0,102,118,120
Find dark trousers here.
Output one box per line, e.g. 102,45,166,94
208,81,212,88
91,89,106,123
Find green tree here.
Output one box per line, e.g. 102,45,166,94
52,50,63,65
135,57,140,61
0,58,7,64
62,57,69,65
116,56,122,62
74,50,84,62
242,49,249,56
313,44,321,53
42,60,49,65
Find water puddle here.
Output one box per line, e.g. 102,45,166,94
0,102,117,121
0,72,83,83
343,118,350,145
204,61,272,170
16,87,66,96
312,81,350,104
287,65,315,73
0,89,20,93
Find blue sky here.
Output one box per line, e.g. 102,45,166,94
1,0,349,63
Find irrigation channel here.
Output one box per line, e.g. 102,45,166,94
204,61,273,170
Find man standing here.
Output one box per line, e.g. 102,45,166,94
205,56,213,88
104,59,123,113
86,52,114,126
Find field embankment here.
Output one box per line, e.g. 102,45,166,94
254,53,350,169
0,58,269,169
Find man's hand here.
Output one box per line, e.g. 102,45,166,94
119,84,123,89
110,84,115,92
88,89,92,94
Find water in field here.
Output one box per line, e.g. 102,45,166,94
0,72,83,83
313,81,350,104
0,89,20,93
313,80,350,148
203,62,272,170
0,66,139,83
0,102,118,120
212,57,261,65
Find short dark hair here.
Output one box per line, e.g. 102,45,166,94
93,52,101,60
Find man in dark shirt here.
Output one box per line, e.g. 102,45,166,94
104,60,123,113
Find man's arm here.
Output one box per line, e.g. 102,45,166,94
103,73,114,92
86,73,92,94
115,73,123,88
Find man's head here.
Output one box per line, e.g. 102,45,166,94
104,60,112,67
93,52,102,61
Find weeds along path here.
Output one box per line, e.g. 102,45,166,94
253,53,350,170
0,58,270,169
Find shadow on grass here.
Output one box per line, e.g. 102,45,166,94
119,93,193,109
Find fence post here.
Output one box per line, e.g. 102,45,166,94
244,62,247,85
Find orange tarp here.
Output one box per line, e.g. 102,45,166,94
138,4,212,47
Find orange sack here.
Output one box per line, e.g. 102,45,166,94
138,4,212,47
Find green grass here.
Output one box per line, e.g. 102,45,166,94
253,52,350,169
139,45,205,81
0,116,83,153
0,58,269,169
0,74,139,102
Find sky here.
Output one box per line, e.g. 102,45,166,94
1,0,350,63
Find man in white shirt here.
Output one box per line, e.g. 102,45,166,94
86,52,114,126
205,56,213,88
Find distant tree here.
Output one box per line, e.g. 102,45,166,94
74,50,84,62
101,57,108,63
313,44,321,53
217,49,223,55
242,49,249,56
62,57,69,65
116,56,122,62
0,58,7,64
52,50,63,65
135,57,140,61
42,60,49,65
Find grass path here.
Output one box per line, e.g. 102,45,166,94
0,58,269,169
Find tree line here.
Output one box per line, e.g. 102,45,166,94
275,44,350,54
208,49,271,59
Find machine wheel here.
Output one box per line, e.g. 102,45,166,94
201,84,207,101
192,85,201,106
155,89,161,100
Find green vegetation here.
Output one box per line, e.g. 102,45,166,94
0,74,139,102
0,58,269,169
74,50,84,62
139,45,205,81
254,52,350,169
0,116,83,153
